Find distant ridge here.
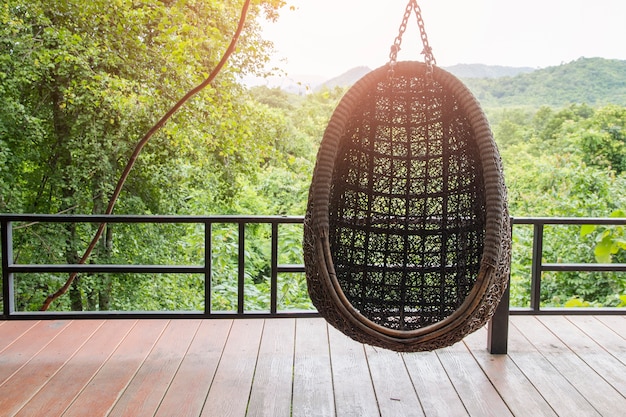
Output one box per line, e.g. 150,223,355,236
444,63,535,79
311,58,626,107
250,58,626,107
463,57,626,107
315,63,536,90
315,66,372,91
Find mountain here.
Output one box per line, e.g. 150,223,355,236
313,63,536,91
249,58,626,107
313,58,626,107
463,57,626,107
242,73,327,95
444,63,535,79
315,66,372,91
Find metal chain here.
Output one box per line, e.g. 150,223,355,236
389,0,436,72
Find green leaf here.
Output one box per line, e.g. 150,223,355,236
580,224,596,237
594,237,614,263
565,297,590,308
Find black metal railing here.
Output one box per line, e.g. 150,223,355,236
511,217,626,314
2,214,626,321
1,214,313,320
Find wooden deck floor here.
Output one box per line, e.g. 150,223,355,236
0,315,625,417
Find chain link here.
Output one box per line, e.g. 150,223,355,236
389,0,436,74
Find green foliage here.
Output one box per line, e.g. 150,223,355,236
494,103,626,307
581,209,626,264
3,1,626,312
465,58,626,107
1,0,302,311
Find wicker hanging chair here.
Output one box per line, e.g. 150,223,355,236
304,61,511,352
303,57,511,351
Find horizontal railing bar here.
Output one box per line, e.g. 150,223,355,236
4,214,626,224
9,265,306,275
542,263,626,272
7,264,205,274
277,264,306,273
510,307,626,315
512,216,626,225
0,214,305,224
3,310,321,320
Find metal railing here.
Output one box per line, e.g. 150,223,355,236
1,214,626,321
1,214,313,320
511,217,626,315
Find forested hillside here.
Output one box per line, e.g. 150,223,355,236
1,1,625,312
464,57,626,107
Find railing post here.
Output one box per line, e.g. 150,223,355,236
204,221,212,316
270,221,279,315
238,222,245,314
1,220,15,318
530,223,544,312
487,279,510,354
487,218,512,354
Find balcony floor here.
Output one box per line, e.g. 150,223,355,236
0,315,625,417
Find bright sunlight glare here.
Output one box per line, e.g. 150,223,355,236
260,0,626,78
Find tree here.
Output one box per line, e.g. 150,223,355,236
1,0,286,311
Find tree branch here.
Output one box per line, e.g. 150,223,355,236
40,0,253,311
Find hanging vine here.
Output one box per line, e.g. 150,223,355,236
40,0,253,311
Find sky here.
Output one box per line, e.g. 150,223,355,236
259,0,626,79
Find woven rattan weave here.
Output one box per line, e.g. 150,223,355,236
304,62,511,352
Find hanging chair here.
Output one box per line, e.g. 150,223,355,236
303,2,511,352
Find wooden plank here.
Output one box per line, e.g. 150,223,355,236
463,328,557,417
509,316,603,417
366,345,424,417
437,340,513,417
534,315,626,416
246,319,296,417
107,320,202,417
200,319,264,417
403,349,468,417
0,320,39,352
155,319,233,417
596,315,626,338
554,316,626,394
62,319,169,417
14,320,136,417
291,318,335,417
0,320,103,416
593,316,626,363
0,320,71,382
327,325,379,417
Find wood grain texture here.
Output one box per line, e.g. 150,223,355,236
292,318,335,417
403,350,469,417
200,319,264,417
108,320,201,417
509,316,603,417
0,320,71,382
155,319,232,417
62,319,169,417
0,320,103,416
463,327,557,417
437,340,514,417
533,315,626,417
0,320,39,352
0,316,624,417
246,319,296,417
328,325,380,417
587,316,626,363
366,345,424,417
14,319,135,417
